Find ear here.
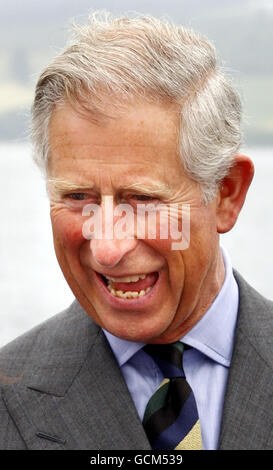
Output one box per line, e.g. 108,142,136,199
216,154,254,234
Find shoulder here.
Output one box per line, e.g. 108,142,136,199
233,270,273,368
0,301,103,449
0,300,99,386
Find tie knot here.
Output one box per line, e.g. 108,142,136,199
143,341,186,378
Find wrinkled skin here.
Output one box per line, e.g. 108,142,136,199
48,100,254,344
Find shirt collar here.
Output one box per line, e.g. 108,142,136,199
103,246,238,368
181,246,239,366
103,332,144,368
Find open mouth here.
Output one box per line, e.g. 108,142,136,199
99,272,159,299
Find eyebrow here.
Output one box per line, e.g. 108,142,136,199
122,182,173,198
47,178,95,193
47,177,172,198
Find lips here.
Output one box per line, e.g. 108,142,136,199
95,270,160,303
105,272,158,292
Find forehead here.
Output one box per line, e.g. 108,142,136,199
48,100,184,188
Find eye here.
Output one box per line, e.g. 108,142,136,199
68,193,88,201
131,194,154,202
127,194,161,212
62,192,99,209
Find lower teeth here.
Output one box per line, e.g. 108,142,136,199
107,285,151,299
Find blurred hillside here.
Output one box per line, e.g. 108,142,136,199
0,0,272,145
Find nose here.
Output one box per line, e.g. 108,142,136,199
90,238,138,267
85,194,138,267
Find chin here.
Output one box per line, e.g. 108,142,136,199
99,310,176,344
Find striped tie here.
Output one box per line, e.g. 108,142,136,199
142,342,202,450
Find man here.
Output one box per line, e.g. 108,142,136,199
0,12,272,450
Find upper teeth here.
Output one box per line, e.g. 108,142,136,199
104,274,147,283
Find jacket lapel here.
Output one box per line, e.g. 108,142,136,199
219,271,273,449
2,303,150,450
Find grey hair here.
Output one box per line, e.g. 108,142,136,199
31,11,242,203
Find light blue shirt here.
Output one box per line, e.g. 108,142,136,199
103,247,239,450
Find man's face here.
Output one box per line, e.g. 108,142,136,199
48,100,224,344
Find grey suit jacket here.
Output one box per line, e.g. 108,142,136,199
0,271,272,450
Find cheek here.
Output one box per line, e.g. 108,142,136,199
50,208,86,251
141,213,189,257
145,234,185,289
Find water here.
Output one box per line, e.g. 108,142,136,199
0,142,272,347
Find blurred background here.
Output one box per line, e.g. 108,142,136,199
0,0,272,346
